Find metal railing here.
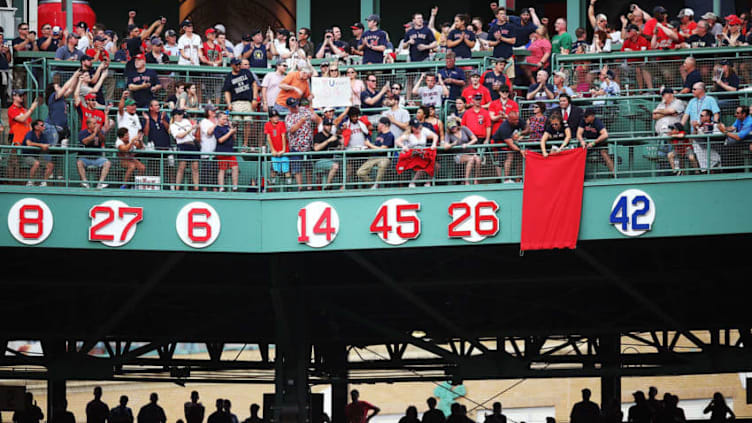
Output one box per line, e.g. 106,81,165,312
552,46,752,96
2,134,748,193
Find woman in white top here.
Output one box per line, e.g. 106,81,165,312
347,67,364,107
285,36,308,70
396,118,438,187
169,109,200,190
177,21,202,66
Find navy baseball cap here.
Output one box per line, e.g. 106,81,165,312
286,97,299,107
230,58,241,65
409,117,421,128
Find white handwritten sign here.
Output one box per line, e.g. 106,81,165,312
311,77,352,109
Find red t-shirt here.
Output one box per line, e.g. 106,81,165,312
202,42,224,63
345,401,377,423
8,104,30,145
461,107,492,137
679,21,697,40
78,103,106,127
621,36,650,62
461,85,492,105
488,99,519,134
85,48,110,60
264,120,287,152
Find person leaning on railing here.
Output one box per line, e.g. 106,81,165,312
21,120,55,187
577,108,614,174
540,112,571,158
490,110,529,184
442,118,480,185
77,117,111,189
717,105,752,170
357,117,396,189
396,118,439,187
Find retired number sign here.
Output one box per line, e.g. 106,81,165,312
89,200,144,247
7,198,53,245
609,189,656,237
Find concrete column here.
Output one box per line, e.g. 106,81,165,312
296,0,311,31
566,0,583,37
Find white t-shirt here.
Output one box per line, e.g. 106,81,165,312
262,72,285,107
170,119,195,144
654,99,685,135
177,34,202,65
418,85,443,108
341,119,369,150
199,118,217,157
404,127,434,149
381,107,410,139
117,111,142,140
115,137,137,159
273,39,290,59
164,43,180,57
77,36,90,52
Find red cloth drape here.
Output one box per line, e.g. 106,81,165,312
520,148,586,251
396,149,438,176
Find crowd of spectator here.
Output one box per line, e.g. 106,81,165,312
9,386,736,423
3,3,752,190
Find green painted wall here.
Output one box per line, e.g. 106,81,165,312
1,175,751,253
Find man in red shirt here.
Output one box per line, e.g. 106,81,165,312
461,72,491,106
621,24,653,90
488,85,518,135
7,89,39,183
86,36,110,62
461,93,492,144
344,390,379,423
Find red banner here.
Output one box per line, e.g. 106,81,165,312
396,149,438,176
520,148,586,251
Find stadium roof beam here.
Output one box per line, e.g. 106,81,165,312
79,253,186,355
346,252,490,355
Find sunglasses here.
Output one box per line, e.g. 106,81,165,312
391,86,400,89
347,70,356,74
368,79,377,82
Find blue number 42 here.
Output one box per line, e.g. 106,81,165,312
610,195,651,231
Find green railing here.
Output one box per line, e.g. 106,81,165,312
2,134,748,193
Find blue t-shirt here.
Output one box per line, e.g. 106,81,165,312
214,125,235,153
403,26,435,62
447,29,475,59
360,29,388,64
244,43,267,68
317,40,348,56
509,16,537,47
481,70,507,100
372,131,395,157
488,22,515,58
78,129,105,157
54,45,83,60
37,37,60,52
222,69,255,102
22,130,51,155
579,117,605,139
46,93,68,128
438,67,466,100
113,49,129,62
360,88,384,111
146,113,171,149
127,69,160,108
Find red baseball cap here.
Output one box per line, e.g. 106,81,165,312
205,28,216,36
726,15,742,25
134,53,146,60
84,93,97,100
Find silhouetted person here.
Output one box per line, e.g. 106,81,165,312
51,399,76,423
185,392,205,423
655,394,685,423
570,389,600,423
459,405,473,423
601,398,623,423
87,386,110,423
12,393,44,423
223,400,238,423
484,403,507,423
545,418,555,423
111,396,134,423
704,393,734,423
399,407,420,423
445,404,464,423
242,404,262,423
647,387,661,418
208,399,230,423
628,392,651,423
137,393,166,423
345,390,380,423
423,398,446,423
